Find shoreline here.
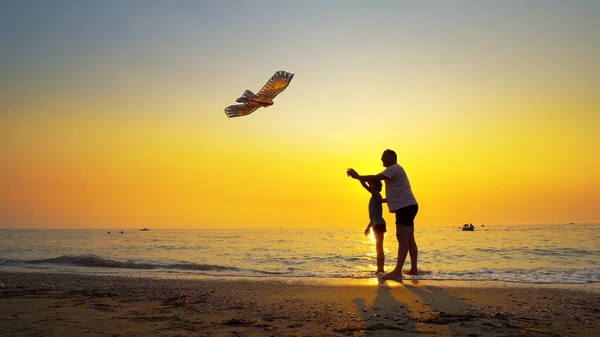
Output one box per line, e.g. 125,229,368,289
2,271,599,336
2,268,599,291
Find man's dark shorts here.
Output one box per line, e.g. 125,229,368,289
394,204,419,227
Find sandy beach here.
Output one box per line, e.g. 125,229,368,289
0,272,598,337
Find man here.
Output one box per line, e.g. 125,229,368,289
347,149,419,281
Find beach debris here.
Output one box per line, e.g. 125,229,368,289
522,327,551,333
89,301,118,312
224,71,294,118
420,310,483,324
224,318,270,328
334,322,406,334
365,323,405,331
164,320,200,333
163,292,191,307
133,314,180,322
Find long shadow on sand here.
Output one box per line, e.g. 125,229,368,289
352,279,419,336
351,279,526,336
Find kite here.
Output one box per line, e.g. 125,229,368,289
224,71,294,118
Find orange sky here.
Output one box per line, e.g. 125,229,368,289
1,1,599,228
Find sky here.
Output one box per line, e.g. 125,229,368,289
1,0,599,229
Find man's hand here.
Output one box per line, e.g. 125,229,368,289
346,168,359,178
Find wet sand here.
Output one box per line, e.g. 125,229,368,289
1,272,598,336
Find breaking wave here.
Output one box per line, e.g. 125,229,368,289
0,255,282,275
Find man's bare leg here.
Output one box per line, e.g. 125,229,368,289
407,227,419,275
382,225,410,281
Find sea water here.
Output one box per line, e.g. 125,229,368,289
1,224,598,284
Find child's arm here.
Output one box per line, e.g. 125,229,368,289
382,198,387,203
360,181,373,193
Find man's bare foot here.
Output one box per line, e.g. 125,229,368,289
381,271,403,281
407,269,419,275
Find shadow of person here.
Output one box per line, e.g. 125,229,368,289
351,280,418,336
403,283,522,336
404,283,472,313
348,278,527,336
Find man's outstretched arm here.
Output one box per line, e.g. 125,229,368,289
347,169,387,183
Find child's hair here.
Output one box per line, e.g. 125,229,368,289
370,180,382,192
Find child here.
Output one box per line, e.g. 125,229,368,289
360,179,387,274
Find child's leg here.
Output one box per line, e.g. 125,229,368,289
375,231,385,273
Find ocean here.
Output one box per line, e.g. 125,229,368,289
1,224,598,284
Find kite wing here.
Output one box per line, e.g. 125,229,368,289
224,102,261,118
252,71,294,105
224,71,294,118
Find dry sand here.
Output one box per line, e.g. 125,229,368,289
1,272,598,336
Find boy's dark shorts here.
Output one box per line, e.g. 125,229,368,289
372,222,387,234
393,204,419,227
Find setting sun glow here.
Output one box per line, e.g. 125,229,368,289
1,2,599,229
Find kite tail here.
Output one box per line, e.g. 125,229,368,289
235,90,256,103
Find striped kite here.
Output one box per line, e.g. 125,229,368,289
224,71,294,118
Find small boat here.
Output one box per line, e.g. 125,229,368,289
139,228,150,231
462,223,475,231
